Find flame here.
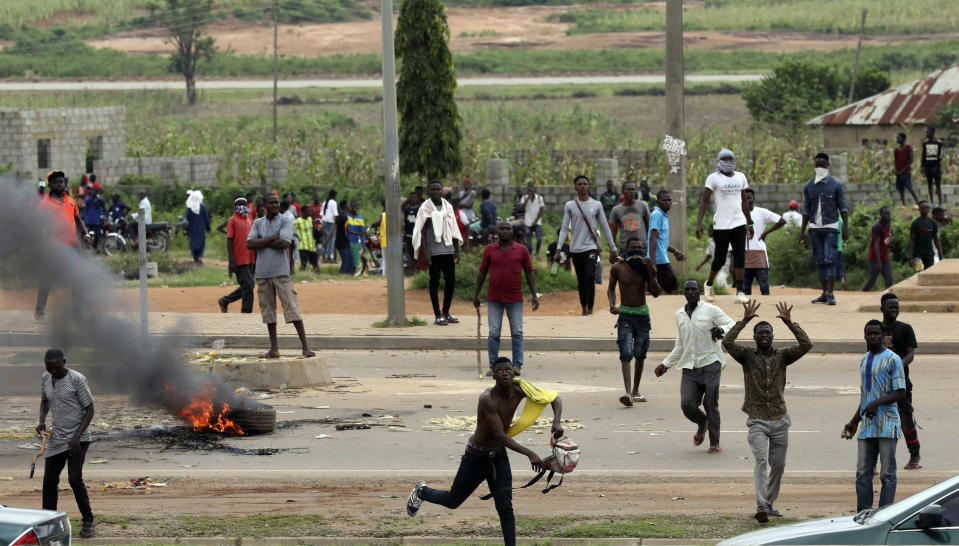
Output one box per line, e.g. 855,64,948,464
163,381,245,434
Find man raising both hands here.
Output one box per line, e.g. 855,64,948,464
723,300,812,523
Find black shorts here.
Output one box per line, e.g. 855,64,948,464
712,224,747,271
656,263,678,294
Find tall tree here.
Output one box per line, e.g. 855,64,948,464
153,0,216,105
395,0,462,180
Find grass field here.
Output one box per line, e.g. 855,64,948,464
555,0,959,35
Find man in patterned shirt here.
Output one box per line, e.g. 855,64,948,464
842,320,906,512
36,348,96,538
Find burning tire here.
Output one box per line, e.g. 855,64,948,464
226,402,276,435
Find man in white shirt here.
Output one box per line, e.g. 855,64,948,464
320,189,339,262
782,201,802,228
696,148,753,303
518,184,545,256
655,279,737,453
138,190,152,225
743,189,786,296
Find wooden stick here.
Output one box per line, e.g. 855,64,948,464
476,306,483,379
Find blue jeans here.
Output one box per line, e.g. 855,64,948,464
321,221,335,258
487,301,523,367
337,245,354,275
810,228,838,282
856,437,897,511
743,268,769,295
525,224,543,255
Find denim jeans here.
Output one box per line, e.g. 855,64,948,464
810,228,838,282
525,224,543,255
337,245,354,274
743,268,770,295
420,450,515,546
856,437,897,511
488,301,523,367
863,260,893,291
321,221,336,258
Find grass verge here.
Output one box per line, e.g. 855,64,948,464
372,316,428,327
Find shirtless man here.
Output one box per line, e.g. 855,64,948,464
406,357,563,546
608,237,661,406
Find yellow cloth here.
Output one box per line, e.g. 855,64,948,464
380,212,386,248
507,378,558,437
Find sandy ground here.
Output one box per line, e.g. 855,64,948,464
82,6,959,59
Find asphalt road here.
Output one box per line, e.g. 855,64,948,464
1,349,953,479
0,74,764,91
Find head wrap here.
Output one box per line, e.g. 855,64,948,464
186,189,203,215
717,148,736,175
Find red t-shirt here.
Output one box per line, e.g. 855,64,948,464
894,145,912,173
226,214,255,266
868,220,891,262
480,242,533,303
39,193,80,247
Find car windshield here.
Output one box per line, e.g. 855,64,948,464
872,476,959,522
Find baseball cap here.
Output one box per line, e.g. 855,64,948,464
788,200,799,210
46,170,65,183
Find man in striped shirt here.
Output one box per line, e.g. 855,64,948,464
294,205,319,274
842,320,906,512
36,348,96,538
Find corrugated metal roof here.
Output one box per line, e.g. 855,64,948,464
807,65,959,126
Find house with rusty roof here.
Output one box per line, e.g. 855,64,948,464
807,64,959,149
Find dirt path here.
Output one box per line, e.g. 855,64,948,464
85,6,958,58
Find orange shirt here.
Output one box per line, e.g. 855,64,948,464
39,193,80,247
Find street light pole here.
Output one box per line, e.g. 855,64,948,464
272,0,279,145
664,0,687,275
382,0,406,325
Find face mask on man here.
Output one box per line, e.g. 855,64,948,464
815,167,829,182
717,159,736,175
235,205,249,217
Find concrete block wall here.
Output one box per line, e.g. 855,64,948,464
0,107,125,184
95,154,223,187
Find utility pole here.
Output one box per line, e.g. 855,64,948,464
381,0,406,325
272,0,279,145
138,207,148,343
848,8,868,104
664,0,687,275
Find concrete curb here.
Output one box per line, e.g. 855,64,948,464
81,537,720,545
5,333,959,354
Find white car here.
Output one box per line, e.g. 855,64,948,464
0,505,71,546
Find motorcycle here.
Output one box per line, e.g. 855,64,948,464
356,228,384,276
101,214,172,256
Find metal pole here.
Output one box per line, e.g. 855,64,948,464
848,9,867,104
138,207,148,341
272,0,279,145
382,0,406,325
665,0,687,276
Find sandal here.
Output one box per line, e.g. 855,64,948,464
434,317,448,326
619,394,633,407
707,446,723,454
904,459,922,470
693,432,705,446
632,394,647,403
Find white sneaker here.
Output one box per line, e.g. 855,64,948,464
734,292,748,304
406,480,426,516
703,284,715,301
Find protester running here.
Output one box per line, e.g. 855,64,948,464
246,193,314,358
556,175,618,315
655,279,736,453
413,181,463,325
879,293,922,469
218,197,256,313
799,152,848,305
647,189,685,294
37,348,97,538
608,237,661,406
842,320,906,512
723,300,812,523
406,357,563,546
696,148,753,303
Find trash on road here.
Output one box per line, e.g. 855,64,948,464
90,459,110,464
334,423,371,431
424,416,582,432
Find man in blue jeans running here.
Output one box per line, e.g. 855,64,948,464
406,358,563,546
799,152,849,305
474,220,539,376
842,320,906,512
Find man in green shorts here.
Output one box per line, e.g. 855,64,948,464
608,237,661,406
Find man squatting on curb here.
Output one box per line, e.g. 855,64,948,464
406,358,563,546
722,300,812,523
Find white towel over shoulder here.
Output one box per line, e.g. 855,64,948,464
411,198,463,258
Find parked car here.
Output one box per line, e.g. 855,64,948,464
0,505,70,545
720,474,959,545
